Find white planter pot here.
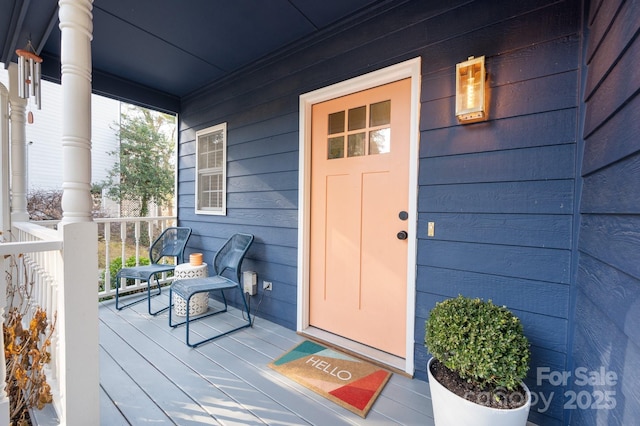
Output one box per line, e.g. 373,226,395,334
427,357,531,426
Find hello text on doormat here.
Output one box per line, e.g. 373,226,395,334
268,340,392,418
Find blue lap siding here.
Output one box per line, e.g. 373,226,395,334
570,0,640,425
176,1,640,424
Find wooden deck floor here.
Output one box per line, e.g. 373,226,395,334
95,293,435,425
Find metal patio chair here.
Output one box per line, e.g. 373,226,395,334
115,226,192,315
169,233,254,347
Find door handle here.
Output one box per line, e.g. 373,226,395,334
397,231,408,240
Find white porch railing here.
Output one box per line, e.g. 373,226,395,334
0,225,63,425
95,216,177,300
0,216,176,425
0,220,99,425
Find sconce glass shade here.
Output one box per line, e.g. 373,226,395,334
455,55,485,123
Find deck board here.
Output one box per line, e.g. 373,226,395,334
94,293,434,425
99,386,129,426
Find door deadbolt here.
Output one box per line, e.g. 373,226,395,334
397,230,408,240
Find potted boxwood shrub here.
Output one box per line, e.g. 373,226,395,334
424,295,531,426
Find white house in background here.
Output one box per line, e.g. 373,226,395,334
0,67,120,192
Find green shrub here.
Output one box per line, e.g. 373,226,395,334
425,295,530,391
107,256,150,288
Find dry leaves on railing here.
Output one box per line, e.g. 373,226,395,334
3,254,56,426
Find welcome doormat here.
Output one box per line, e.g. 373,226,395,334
268,340,392,418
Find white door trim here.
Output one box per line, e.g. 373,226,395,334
297,57,421,375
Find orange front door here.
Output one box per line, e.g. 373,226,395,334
310,78,411,357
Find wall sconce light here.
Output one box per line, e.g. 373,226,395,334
455,55,486,123
16,41,43,110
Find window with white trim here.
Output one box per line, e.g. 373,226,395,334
195,123,227,215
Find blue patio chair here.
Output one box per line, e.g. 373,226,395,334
169,233,254,347
115,226,192,315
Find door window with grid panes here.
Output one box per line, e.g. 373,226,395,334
327,100,391,160
195,123,227,215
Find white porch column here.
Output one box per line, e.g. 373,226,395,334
0,88,9,426
0,83,10,242
7,64,29,222
57,221,99,425
57,1,99,425
59,0,94,224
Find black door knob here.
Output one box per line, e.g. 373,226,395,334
397,231,408,240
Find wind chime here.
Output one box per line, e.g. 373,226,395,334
16,41,43,123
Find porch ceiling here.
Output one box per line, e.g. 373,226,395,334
0,0,383,112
